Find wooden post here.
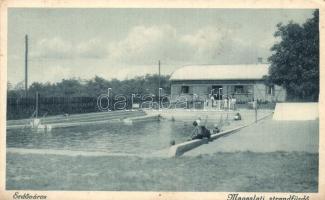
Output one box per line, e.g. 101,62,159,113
25,35,28,97
35,92,39,118
254,100,257,123
158,60,161,90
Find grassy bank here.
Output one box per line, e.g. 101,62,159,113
6,151,318,192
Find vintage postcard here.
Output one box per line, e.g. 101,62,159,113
0,0,324,199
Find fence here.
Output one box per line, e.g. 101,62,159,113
7,95,276,120
7,94,175,120
7,97,100,120
7,96,147,120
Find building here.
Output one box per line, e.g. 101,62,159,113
170,64,286,103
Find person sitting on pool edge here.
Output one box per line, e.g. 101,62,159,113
190,121,211,140
196,117,202,126
212,124,221,134
234,112,242,121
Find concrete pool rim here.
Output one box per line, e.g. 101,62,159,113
168,112,274,157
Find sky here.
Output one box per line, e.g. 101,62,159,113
8,8,314,86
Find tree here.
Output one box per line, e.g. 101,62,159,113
267,10,319,101
7,82,13,90
56,79,84,97
7,74,171,98
7,81,25,98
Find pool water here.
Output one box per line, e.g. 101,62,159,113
6,121,193,154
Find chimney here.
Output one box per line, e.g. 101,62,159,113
257,57,263,64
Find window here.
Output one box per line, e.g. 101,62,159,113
181,86,189,94
234,85,244,94
212,85,223,95
267,85,275,96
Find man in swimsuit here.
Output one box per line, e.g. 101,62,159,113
191,121,211,140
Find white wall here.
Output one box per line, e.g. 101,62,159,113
273,103,318,120
171,83,286,102
253,84,286,102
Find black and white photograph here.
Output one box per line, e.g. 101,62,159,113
0,0,323,199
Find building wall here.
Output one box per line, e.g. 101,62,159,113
254,83,267,101
170,81,286,102
171,84,209,101
273,85,287,101
253,83,286,102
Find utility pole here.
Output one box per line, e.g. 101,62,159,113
35,92,39,118
158,60,161,90
25,34,28,97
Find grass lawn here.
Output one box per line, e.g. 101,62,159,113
6,151,318,192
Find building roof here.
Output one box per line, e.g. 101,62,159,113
170,64,269,81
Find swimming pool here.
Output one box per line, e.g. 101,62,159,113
6,121,194,154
